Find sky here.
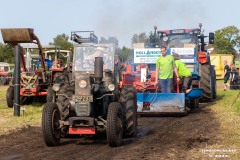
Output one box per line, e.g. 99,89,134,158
0,0,240,48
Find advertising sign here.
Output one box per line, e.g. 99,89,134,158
133,48,161,64
170,48,195,63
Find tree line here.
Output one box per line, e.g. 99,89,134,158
1,25,240,64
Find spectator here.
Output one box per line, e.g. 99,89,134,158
223,60,231,91
230,64,239,90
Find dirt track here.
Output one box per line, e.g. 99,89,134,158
0,103,221,160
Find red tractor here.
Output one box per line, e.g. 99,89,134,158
43,49,72,102
0,62,12,85
5,45,58,107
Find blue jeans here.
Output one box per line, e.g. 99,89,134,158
159,78,173,93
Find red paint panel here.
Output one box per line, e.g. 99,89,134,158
69,127,96,135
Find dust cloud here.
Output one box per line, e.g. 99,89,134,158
92,0,206,48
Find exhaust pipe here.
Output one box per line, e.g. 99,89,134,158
94,57,103,84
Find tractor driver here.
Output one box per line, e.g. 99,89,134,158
53,58,62,68
155,46,179,93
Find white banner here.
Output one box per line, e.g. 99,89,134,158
170,48,195,63
133,48,161,64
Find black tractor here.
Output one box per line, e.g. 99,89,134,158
42,31,137,147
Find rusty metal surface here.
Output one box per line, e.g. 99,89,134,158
1,28,33,44
138,111,188,117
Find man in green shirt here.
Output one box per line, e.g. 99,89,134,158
155,47,179,93
173,53,192,93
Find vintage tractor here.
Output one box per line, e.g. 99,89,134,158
42,31,137,147
43,49,72,102
120,23,215,115
0,62,12,85
5,43,55,107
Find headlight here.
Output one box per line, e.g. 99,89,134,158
52,84,60,92
163,36,168,41
108,84,115,91
79,80,87,88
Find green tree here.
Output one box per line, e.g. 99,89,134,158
214,26,240,54
131,32,149,46
50,34,73,50
119,46,132,62
0,43,14,63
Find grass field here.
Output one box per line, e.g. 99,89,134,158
0,86,43,135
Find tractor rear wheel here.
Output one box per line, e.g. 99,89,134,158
190,99,199,110
46,86,54,102
6,86,14,108
56,84,74,135
53,71,68,84
211,65,217,99
120,86,138,138
107,102,123,147
21,96,34,105
1,77,7,85
42,102,61,146
199,63,213,102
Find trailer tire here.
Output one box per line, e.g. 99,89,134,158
42,102,61,146
107,102,123,147
120,86,138,138
199,63,213,102
6,86,14,108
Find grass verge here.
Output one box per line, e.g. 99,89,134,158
0,87,43,135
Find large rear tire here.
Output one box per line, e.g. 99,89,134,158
56,84,74,135
120,86,138,138
107,102,123,147
211,65,217,99
46,86,54,102
6,86,14,108
199,63,213,102
42,102,61,146
190,99,199,110
53,71,69,84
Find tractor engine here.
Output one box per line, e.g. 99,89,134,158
70,57,114,117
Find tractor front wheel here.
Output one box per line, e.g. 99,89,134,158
6,86,14,108
107,102,123,147
42,102,61,146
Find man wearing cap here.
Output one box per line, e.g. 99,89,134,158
173,53,192,93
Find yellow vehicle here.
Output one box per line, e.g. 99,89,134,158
210,54,234,79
